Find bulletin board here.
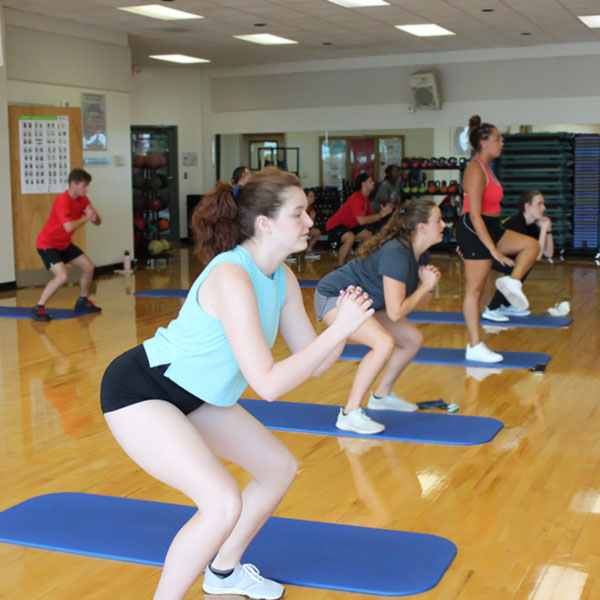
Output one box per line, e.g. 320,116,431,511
9,106,83,282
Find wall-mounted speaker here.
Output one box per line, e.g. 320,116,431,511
409,72,441,110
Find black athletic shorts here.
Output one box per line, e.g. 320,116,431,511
456,214,506,260
100,345,205,415
37,244,84,270
327,224,368,244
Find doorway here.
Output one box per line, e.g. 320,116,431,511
131,126,179,258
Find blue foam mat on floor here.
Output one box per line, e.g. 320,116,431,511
409,310,572,328
0,307,90,320
239,399,503,445
134,289,187,298
341,344,551,371
297,279,319,288
133,289,571,328
0,493,456,596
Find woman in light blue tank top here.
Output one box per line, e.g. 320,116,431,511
100,168,374,600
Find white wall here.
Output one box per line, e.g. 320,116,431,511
206,44,600,138
1,8,133,279
0,7,15,284
130,67,205,237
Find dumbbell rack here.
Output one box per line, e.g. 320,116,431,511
399,158,466,249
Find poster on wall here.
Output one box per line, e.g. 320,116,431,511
19,115,71,195
321,138,347,187
379,137,403,170
82,93,107,150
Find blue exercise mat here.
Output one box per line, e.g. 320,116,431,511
0,307,90,320
240,399,503,445
409,310,572,328
297,279,319,288
134,289,187,298
341,344,551,371
0,493,456,596
133,289,571,328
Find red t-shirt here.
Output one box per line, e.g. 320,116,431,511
36,191,91,250
326,191,373,231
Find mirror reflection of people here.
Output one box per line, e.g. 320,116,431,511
483,190,554,321
231,166,251,200
316,200,444,434
456,116,539,362
326,173,393,268
32,168,102,321
100,167,375,600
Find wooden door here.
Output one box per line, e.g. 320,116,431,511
350,137,376,183
8,106,84,286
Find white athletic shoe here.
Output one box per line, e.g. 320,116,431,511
497,304,531,317
367,391,418,412
548,301,570,317
336,408,385,434
495,276,529,311
466,342,503,363
304,251,321,260
203,563,284,600
481,307,510,322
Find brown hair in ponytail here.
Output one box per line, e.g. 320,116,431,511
356,199,436,261
468,114,496,151
190,167,303,264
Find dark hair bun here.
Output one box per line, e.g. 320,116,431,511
468,115,482,131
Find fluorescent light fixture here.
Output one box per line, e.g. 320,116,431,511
150,54,210,64
578,15,600,28
327,0,390,7
118,5,203,20
233,34,298,45
395,24,455,37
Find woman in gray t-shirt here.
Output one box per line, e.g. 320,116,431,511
315,199,445,434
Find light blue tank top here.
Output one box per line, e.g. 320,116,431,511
143,245,286,406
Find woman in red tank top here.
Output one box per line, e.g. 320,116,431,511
457,116,539,363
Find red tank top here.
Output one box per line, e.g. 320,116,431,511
463,156,503,214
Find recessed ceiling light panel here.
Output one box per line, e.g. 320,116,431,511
395,24,455,37
118,5,203,20
578,15,600,28
149,54,210,64
327,0,390,7
233,34,298,45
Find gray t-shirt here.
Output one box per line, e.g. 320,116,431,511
316,238,429,311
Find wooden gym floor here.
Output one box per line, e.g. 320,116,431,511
0,244,599,599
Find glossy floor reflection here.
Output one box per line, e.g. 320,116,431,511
0,245,599,599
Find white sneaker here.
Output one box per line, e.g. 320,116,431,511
497,304,531,317
466,342,503,363
304,251,320,260
367,391,418,412
495,276,529,311
481,307,510,322
336,408,385,434
548,301,570,317
284,255,296,263
203,563,284,600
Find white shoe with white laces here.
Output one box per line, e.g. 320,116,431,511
481,307,510,322
466,342,503,363
203,563,284,599
336,408,385,434
497,304,531,317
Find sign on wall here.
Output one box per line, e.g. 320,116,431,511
19,115,70,194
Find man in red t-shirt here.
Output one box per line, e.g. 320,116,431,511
31,168,102,321
326,173,393,267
